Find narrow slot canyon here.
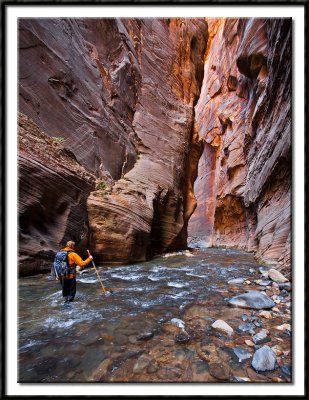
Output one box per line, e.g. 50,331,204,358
17,17,292,385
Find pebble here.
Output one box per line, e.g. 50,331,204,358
137,331,154,341
175,331,191,344
232,347,252,362
278,282,292,291
241,314,249,322
251,345,277,372
252,330,270,345
255,280,272,286
259,311,272,319
170,318,185,330
258,266,269,274
211,320,234,336
228,278,245,284
238,323,255,334
276,323,291,331
228,291,275,309
245,339,255,347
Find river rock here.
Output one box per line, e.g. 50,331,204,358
251,345,277,372
281,364,292,377
238,323,255,334
278,282,292,291
259,311,272,319
268,269,288,283
228,291,275,309
252,330,270,345
211,320,234,336
137,331,154,341
255,280,272,286
228,278,245,284
170,318,185,330
175,331,191,344
188,18,292,274
275,323,291,331
209,362,231,380
232,347,252,362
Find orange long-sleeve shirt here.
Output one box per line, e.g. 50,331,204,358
61,247,92,277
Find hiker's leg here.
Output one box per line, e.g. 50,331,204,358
68,278,76,302
61,278,70,303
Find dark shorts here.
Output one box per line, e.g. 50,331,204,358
60,277,76,302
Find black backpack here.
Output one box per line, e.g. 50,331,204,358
52,250,74,278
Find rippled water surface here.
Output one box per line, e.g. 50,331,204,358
18,248,291,383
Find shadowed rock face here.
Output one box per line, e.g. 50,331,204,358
188,18,291,275
18,113,95,275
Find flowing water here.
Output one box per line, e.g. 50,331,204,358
18,248,292,383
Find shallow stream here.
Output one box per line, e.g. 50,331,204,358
18,248,292,383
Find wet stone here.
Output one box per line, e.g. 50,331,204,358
238,323,256,334
240,314,249,322
251,346,277,372
252,330,270,345
278,282,292,291
255,280,272,286
137,331,154,341
175,331,191,344
228,278,245,285
281,364,292,377
232,347,252,362
228,291,275,309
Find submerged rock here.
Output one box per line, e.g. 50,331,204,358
228,291,275,309
137,331,154,341
209,362,231,380
251,345,277,372
238,323,255,334
175,331,191,344
232,347,252,362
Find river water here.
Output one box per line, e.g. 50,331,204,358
18,248,292,383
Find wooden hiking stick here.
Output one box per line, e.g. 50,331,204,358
87,250,108,294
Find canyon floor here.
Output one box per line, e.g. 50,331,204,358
18,248,291,383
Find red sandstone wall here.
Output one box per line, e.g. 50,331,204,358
188,18,291,274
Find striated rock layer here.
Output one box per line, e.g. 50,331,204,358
18,113,95,275
87,18,208,262
188,18,291,275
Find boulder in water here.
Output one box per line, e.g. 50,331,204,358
228,291,275,309
251,345,277,372
268,269,288,283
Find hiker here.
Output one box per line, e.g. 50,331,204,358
55,240,93,304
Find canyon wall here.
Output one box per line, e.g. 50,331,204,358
18,113,95,275
188,18,291,275
18,17,291,275
18,18,208,271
